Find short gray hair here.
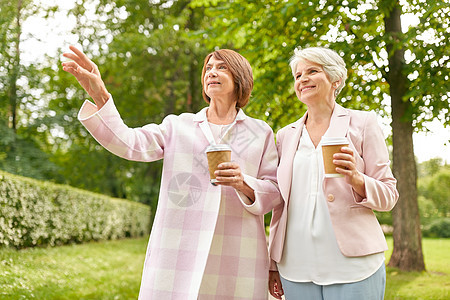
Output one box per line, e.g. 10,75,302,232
289,47,347,96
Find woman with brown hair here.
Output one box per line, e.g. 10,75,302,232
62,45,281,299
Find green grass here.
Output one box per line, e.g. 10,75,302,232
384,237,450,300
0,237,448,299
0,238,148,299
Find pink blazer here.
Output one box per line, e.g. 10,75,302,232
268,104,399,270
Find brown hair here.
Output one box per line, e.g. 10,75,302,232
201,49,253,108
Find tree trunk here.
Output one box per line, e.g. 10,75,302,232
384,1,425,271
185,7,202,113
186,8,196,113
8,0,23,132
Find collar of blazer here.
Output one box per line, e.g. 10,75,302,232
278,103,350,202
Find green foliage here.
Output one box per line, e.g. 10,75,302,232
192,0,449,131
422,218,450,238
418,157,446,177
418,164,450,218
418,196,440,224
34,0,214,213
375,210,393,226
0,1,63,182
376,159,449,231
0,171,151,249
417,162,450,238
0,123,59,181
0,0,45,130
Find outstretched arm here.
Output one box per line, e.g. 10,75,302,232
62,45,110,108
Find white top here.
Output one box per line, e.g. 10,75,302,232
209,122,234,144
277,126,384,285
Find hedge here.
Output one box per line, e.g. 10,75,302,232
422,218,450,238
0,171,151,248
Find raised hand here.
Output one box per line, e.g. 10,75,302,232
62,45,110,108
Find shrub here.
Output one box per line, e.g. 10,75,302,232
422,218,450,238
0,171,151,248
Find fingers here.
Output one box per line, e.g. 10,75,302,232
268,271,284,299
61,61,96,81
334,158,354,171
215,162,240,177
61,61,80,75
216,162,239,169
214,173,242,185
62,52,84,67
214,162,243,186
65,45,91,65
269,289,282,299
333,146,354,158
69,45,89,60
333,146,361,181
333,147,355,169
62,45,97,74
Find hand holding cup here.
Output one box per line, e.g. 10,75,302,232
205,144,255,202
322,137,366,197
332,146,366,197
321,137,349,178
205,144,244,188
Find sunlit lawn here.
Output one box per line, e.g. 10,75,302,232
384,237,449,300
0,237,448,299
0,238,148,299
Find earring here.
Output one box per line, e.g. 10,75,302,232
334,89,339,97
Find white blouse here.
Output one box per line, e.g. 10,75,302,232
208,122,232,144
277,126,384,285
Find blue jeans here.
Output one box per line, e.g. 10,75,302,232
280,264,386,300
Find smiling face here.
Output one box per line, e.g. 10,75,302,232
294,59,337,107
203,55,235,103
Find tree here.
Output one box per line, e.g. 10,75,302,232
40,0,214,220
384,0,423,272
193,0,449,271
0,0,59,179
0,0,26,131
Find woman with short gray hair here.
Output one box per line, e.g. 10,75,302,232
267,46,399,300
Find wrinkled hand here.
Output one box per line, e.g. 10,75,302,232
214,162,255,202
61,45,109,108
268,270,284,299
333,146,366,197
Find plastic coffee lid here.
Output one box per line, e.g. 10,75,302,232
321,136,348,145
205,144,232,153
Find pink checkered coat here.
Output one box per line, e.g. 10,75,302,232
78,98,281,299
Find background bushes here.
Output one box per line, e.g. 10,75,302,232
0,171,151,248
375,160,450,238
422,218,450,238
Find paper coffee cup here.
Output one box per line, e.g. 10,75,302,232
205,144,232,185
321,137,349,178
